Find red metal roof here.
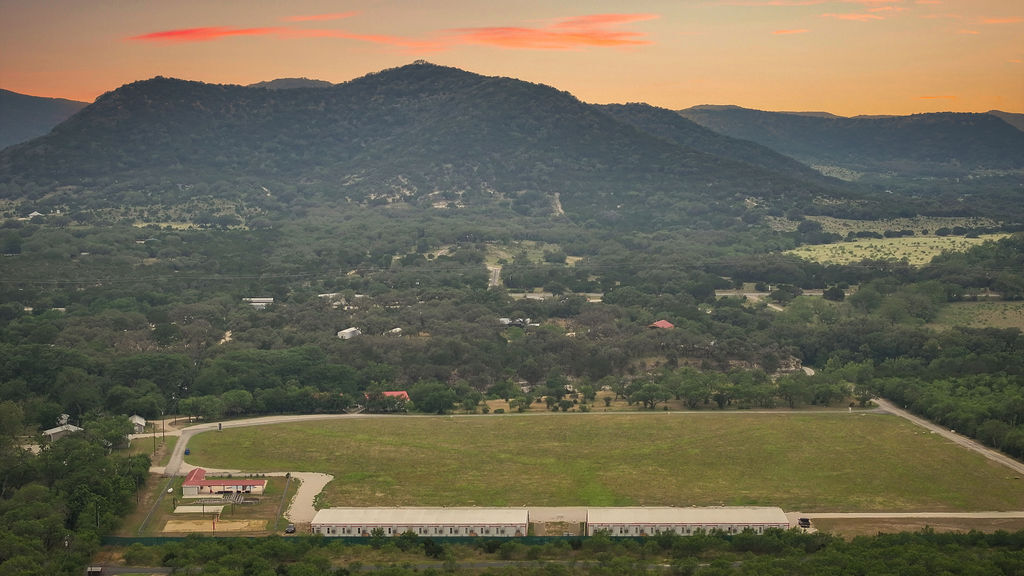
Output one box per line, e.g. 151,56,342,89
649,320,675,329
183,468,266,487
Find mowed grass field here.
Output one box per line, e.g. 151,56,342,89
185,413,1024,512
786,234,1008,266
931,301,1024,330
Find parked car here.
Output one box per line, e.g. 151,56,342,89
798,518,811,528
285,524,296,534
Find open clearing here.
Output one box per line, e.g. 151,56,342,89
931,301,1024,330
785,234,1008,266
184,413,1024,512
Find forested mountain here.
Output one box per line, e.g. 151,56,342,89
0,88,88,150
0,62,851,229
679,105,1024,178
247,78,334,90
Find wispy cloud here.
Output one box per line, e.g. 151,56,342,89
915,0,942,4
129,13,658,52
956,29,979,34
773,28,809,34
982,17,1024,24
714,1,826,6
821,13,885,21
129,27,288,43
919,95,957,100
446,13,659,50
283,12,358,23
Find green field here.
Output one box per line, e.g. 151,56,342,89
185,413,1024,512
786,234,1008,266
931,301,1024,330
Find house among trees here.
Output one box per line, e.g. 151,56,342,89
337,327,361,339
129,414,146,434
649,319,675,329
242,297,274,309
181,468,266,497
42,423,83,442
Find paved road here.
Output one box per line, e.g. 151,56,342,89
873,397,1024,476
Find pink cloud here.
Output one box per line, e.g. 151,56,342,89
129,13,658,51
821,12,885,21
773,28,809,34
956,29,979,34
446,13,659,50
982,17,1024,24
129,27,287,43
284,12,358,23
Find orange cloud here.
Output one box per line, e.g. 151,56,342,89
129,27,287,43
982,17,1024,24
919,95,957,100
821,13,885,21
715,1,826,5
284,12,358,22
447,13,659,50
773,29,809,34
129,13,658,52
915,0,942,4
956,29,979,34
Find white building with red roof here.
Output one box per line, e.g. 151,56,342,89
181,468,266,497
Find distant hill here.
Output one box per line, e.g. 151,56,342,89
0,63,845,229
247,78,334,90
679,105,1024,179
0,88,89,149
989,110,1024,133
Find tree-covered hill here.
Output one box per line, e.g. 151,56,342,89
0,62,846,229
679,105,1024,178
0,88,88,150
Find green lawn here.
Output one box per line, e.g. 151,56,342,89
185,413,1024,512
931,301,1024,330
785,234,1008,266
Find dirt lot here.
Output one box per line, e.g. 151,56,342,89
811,518,1024,539
164,518,267,533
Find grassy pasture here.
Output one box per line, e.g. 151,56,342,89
786,234,1008,266
931,301,1024,330
185,413,1024,512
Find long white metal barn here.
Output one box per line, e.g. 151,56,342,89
586,506,790,536
311,507,529,538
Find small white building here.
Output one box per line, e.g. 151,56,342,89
311,507,529,538
42,424,83,442
586,507,790,537
129,414,147,434
337,327,361,340
242,297,274,309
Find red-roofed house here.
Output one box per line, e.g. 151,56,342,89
382,391,410,401
181,468,266,497
649,320,675,329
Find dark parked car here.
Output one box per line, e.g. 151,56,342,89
798,518,811,528
285,524,296,534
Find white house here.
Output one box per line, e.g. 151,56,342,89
242,297,274,309
129,414,147,434
586,507,790,537
42,424,83,442
337,327,361,340
311,507,529,538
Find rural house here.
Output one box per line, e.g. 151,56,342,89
181,468,266,497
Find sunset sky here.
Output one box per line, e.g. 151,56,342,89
1,0,1021,116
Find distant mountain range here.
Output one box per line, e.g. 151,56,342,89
679,105,1024,179
0,89,88,150
0,63,845,229
0,63,1020,227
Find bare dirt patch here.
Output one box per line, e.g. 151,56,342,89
163,518,266,533
811,518,1024,539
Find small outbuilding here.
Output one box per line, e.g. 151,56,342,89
311,507,529,538
181,468,266,498
129,414,147,434
649,320,675,329
586,507,790,536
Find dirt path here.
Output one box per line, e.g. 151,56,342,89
873,397,1024,476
